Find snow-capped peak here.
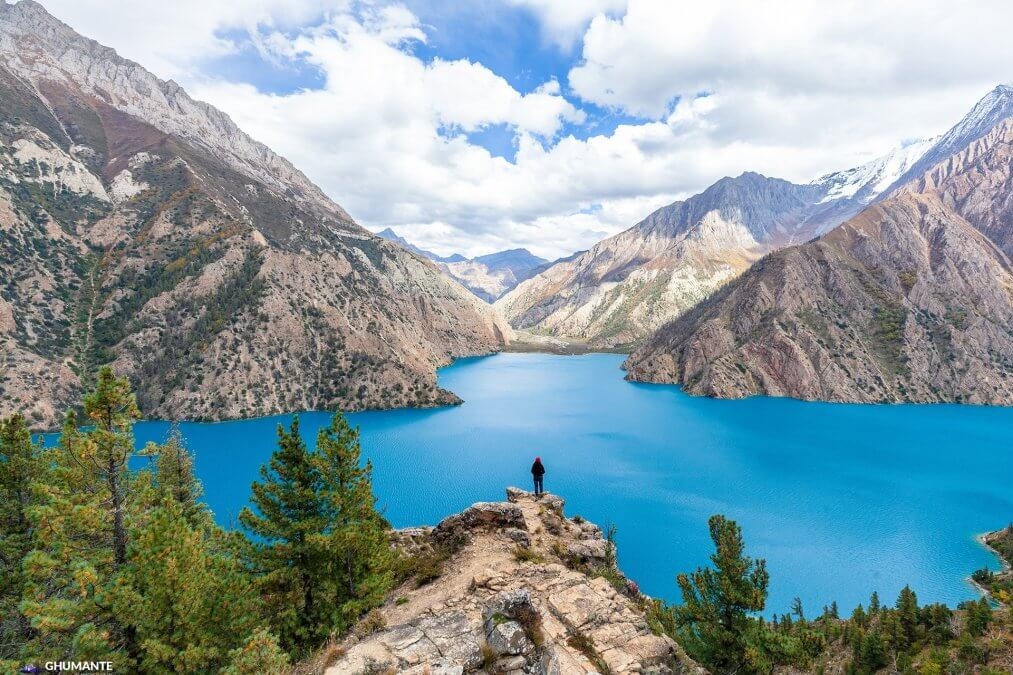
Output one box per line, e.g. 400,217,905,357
812,137,937,204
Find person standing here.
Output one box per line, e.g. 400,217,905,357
531,456,545,497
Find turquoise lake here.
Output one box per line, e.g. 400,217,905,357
97,352,1011,615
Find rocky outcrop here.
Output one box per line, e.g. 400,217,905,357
625,116,1013,404
327,489,704,675
0,1,509,429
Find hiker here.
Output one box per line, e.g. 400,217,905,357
531,456,546,497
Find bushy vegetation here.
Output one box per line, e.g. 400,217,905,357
971,524,1013,607
0,367,397,672
651,515,1013,674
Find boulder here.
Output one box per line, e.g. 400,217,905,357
565,538,611,567
433,501,525,547
504,527,531,547
416,611,484,670
482,588,535,626
486,619,533,656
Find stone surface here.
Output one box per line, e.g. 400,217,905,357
486,620,532,656
326,490,706,674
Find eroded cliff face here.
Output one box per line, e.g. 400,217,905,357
326,489,704,675
625,118,1013,404
0,1,509,429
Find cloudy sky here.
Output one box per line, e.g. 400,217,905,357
33,0,1013,259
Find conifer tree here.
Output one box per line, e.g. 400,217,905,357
116,501,262,673
220,627,289,675
21,367,141,664
868,591,880,614
895,585,919,649
240,416,328,652
240,413,394,653
674,514,769,673
145,423,210,530
0,413,41,660
312,412,393,632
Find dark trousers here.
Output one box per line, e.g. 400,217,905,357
533,476,543,495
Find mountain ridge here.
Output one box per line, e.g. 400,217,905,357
376,227,551,302
0,1,509,430
624,113,1013,404
495,133,937,348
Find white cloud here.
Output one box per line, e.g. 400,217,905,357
569,1,1013,122
35,0,348,79
507,0,628,49
27,0,1013,260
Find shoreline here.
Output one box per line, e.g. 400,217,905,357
502,331,632,355
970,529,1012,607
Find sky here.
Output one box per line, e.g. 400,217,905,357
29,0,1013,259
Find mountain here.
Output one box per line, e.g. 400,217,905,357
625,106,1013,403
440,248,549,302
495,141,931,348
0,0,509,430
880,84,1013,196
473,248,547,273
375,227,550,301
376,227,466,263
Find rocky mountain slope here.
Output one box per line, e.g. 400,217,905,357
495,142,933,349
377,227,550,302
441,249,550,302
376,227,467,264
326,488,704,675
880,84,1013,198
0,0,509,430
625,115,1013,404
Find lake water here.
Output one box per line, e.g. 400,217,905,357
80,353,1012,615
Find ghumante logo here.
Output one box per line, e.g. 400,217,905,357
19,663,114,673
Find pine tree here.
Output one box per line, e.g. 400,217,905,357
895,585,919,649
21,367,141,665
116,501,262,673
240,416,328,652
220,627,289,675
674,514,769,674
144,423,210,530
965,597,992,637
0,413,41,660
240,413,394,654
312,412,393,632
791,597,805,622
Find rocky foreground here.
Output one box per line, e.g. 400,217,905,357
325,489,704,675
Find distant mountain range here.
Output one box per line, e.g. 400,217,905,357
494,133,948,348
0,0,508,430
375,227,468,264
626,85,1013,404
376,228,552,302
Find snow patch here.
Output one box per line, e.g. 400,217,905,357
813,137,937,204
